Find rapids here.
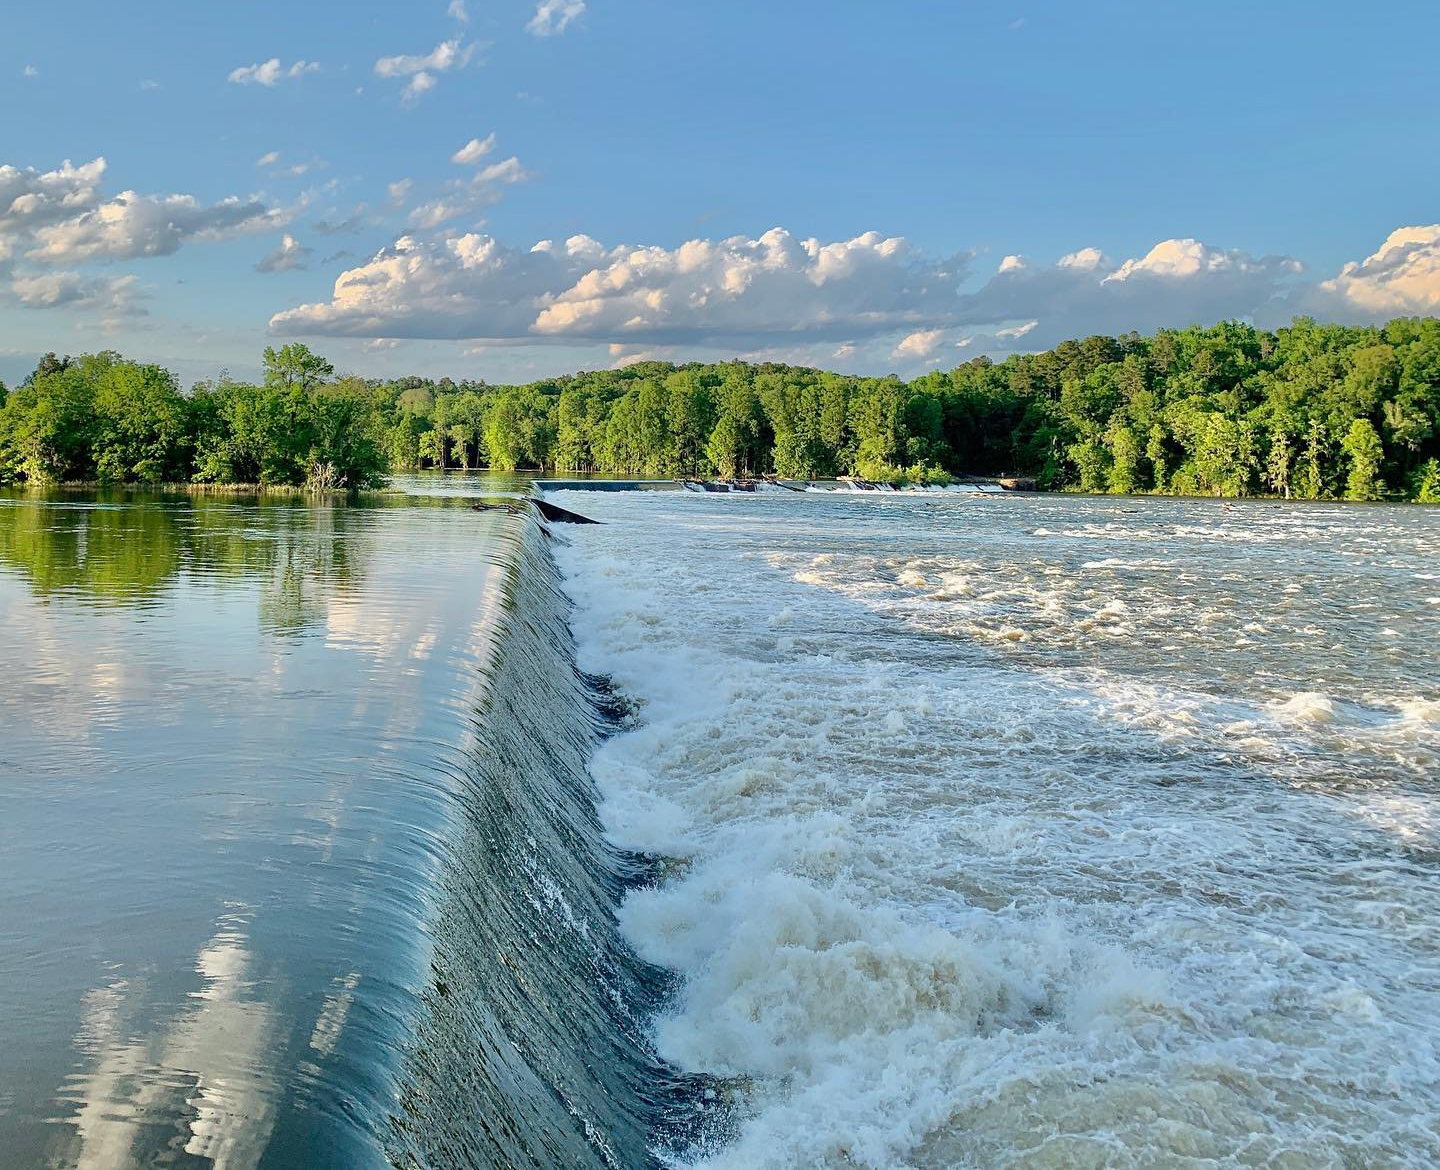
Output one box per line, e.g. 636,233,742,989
549,488,1440,1169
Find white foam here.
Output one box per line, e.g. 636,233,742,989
1399,698,1440,725
551,489,1440,1168
1273,690,1338,724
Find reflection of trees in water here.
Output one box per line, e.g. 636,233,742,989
0,494,372,636
0,503,183,602
258,562,326,637
185,503,363,638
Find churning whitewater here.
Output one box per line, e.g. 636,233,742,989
549,489,1440,1169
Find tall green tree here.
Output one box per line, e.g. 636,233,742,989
92,358,190,482
1341,418,1385,501
263,344,334,393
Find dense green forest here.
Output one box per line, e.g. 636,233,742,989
2,316,1439,500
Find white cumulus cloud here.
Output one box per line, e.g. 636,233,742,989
527,0,585,36
952,237,1304,348
374,38,471,76
29,191,277,264
399,148,529,229
451,133,497,165
409,199,470,229
374,37,477,103
0,156,279,271
402,73,436,103
253,216,1440,369
228,58,320,86
1057,246,1107,270
529,229,956,342
1317,225,1440,316
473,156,528,188
272,233,563,339
892,328,946,361
10,271,146,315
271,227,969,346
1104,237,1267,283
0,157,109,238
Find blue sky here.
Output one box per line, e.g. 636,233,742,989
4,0,1440,387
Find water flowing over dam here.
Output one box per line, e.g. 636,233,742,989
385,510,684,1169
0,484,686,1169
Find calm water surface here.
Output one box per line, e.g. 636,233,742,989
0,473,670,1170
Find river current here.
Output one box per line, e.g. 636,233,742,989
1,481,1436,1168
548,488,1440,1168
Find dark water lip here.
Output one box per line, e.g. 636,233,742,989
0,480,693,1169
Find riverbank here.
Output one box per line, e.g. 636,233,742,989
6,319,1439,504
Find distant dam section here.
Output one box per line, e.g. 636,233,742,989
534,476,1037,494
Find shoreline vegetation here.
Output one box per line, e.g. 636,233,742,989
2,481,398,497
1,316,1438,502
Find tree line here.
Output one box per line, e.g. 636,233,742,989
1,317,1438,501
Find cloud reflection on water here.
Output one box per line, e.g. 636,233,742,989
56,910,279,1170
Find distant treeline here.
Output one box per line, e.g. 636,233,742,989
2,317,1439,500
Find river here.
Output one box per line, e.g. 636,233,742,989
1,481,1436,1168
